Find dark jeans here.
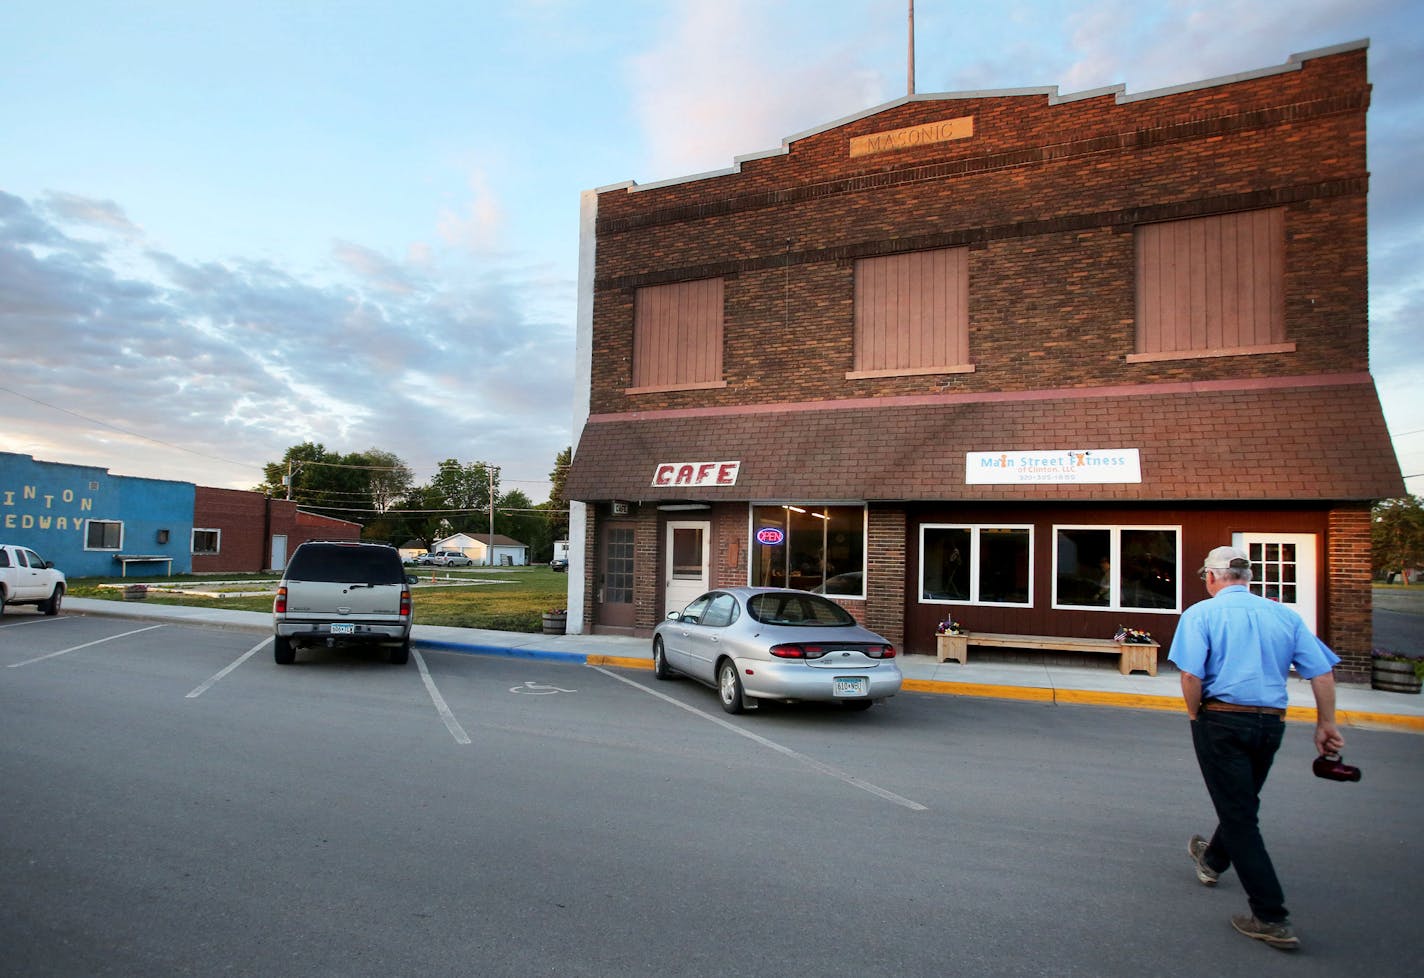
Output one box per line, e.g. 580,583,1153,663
1190,709,1288,922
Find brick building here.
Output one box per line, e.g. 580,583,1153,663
2,453,360,578
192,487,361,573
563,41,1404,680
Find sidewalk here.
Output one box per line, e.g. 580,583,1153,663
61,597,1424,734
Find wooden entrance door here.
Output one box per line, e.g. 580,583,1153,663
596,522,636,628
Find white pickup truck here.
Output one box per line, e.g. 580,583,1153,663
0,543,67,616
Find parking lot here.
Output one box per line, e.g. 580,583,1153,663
3,611,1422,977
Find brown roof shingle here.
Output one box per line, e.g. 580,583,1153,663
566,377,1404,504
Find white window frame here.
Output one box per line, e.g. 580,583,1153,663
1052,524,1182,613
84,519,124,552
192,528,222,555
919,524,1034,608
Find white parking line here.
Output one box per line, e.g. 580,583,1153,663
414,650,471,744
590,666,928,812
7,623,167,668
187,637,271,698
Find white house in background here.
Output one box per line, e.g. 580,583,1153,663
432,532,530,567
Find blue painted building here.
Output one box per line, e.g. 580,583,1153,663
1,452,195,578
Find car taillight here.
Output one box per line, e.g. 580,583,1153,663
769,643,829,659
867,644,896,659
274,586,287,614
400,589,411,617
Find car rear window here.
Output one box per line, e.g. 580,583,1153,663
747,592,856,626
285,545,404,585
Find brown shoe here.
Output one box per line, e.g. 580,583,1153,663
1188,835,1219,886
1231,914,1299,950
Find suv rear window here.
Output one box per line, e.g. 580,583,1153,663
285,544,404,585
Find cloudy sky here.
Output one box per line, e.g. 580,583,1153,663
3,0,1421,501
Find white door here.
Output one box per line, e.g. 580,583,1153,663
664,521,710,617
271,534,288,571
1235,533,1317,634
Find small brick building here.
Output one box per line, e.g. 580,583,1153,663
193,487,361,573
563,41,1404,680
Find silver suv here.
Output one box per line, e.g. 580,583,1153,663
273,541,416,665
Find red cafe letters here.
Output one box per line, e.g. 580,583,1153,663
651,461,741,488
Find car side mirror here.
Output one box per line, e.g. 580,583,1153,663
406,575,419,585
665,611,682,621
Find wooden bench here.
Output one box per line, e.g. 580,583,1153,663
936,630,1159,676
113,554,174,578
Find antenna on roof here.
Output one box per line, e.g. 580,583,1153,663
907,0,916,96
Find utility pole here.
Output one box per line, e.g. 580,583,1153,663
488,464,500,567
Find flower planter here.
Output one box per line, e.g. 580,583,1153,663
541,612,567,635
1371,659,1422,694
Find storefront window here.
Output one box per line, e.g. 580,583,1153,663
750,505,865,595
921,525,1031,606
1054,526,1179,611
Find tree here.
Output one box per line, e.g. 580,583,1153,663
1373,495,1424,585
256,443,412,532
545,446,571,544
363,448,414,515
428,459,499,535
493,488,553,560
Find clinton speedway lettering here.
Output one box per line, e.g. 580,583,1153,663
964,450,1142,485
651,461,741,488
2,484,95,533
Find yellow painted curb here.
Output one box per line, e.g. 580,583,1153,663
587,654,653,670
1336,710,1424,733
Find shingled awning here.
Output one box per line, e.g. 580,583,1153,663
566,375,1404,504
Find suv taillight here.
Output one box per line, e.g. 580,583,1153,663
274,586,287,614
400,589,411,617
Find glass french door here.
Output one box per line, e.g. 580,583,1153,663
1236,533,1317,634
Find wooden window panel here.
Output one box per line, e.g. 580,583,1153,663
630,278,724,392
1132,209,1291,362
852,247,971,378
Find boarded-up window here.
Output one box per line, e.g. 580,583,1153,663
631,278,724,392
853,247,970,377
1133,209,1290,360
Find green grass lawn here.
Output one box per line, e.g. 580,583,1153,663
67,567,572,632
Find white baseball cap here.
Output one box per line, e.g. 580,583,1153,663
1200,545,1251,573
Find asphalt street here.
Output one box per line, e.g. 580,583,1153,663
1371,587,1424,656
2,613,1421,977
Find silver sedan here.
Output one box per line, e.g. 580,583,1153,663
652,587,902,714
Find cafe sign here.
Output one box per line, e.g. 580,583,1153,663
651,461,741,488
966,449,1142,485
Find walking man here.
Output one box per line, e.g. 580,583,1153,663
1169,546,1344,950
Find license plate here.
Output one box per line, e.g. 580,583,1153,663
330,623,356,635
833,677,868,697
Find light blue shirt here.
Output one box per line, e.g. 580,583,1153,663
1168,585,1339,710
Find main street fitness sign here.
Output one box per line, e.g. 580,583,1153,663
966,450,1142,485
